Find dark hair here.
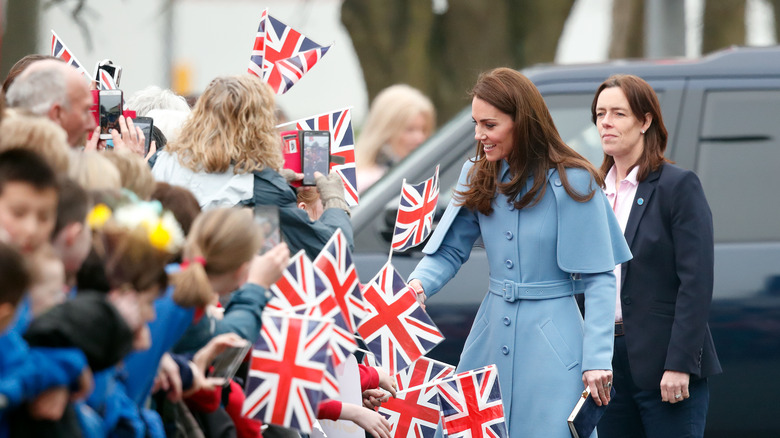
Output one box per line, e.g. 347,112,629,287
457,68,601,215
591,74,671,183
151,126,167,150
53,178,91,238
151,182,200,236
2,54,60,94
0,242,31,306
0,149,59,196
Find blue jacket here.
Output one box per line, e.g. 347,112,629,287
123,281,194,406
173,282,271,354
410,160,631,437
0,330,87,438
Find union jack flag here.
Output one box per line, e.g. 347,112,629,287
50,30,90,79
392,166,440,252
435,365,508,438
357,263,444,375
268,250,357,398
246,9,332,94
378,357,455,438
313,229,365,333
242,313,333,434
289,109,359,206
97,69,117,90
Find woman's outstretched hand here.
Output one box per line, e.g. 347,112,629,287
408,279,426,311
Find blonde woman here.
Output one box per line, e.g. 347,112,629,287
151,75,353,258
0,115,71,173
355,84,436,192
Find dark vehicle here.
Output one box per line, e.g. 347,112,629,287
351,46,780,437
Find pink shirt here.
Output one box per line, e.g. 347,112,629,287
604,165,639,322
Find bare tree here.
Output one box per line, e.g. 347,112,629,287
702,0,746,54
608,0,644,59
342,0,575,123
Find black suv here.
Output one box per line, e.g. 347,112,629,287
351,46,780,437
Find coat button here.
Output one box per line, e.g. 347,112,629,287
501,345,510,355
622,295,631,305
505,231,513,240
505,259,514,269
507,204,515,211
554,179,562,186
503,317,511,326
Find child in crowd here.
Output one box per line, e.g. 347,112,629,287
0,149,59,256
0,115,71,174
27,247,67,318
102,150,157,200
50,178,92,288
68,150,121,192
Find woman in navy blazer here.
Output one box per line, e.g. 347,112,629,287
592,75,722,438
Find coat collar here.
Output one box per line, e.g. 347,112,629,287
621,165,663,285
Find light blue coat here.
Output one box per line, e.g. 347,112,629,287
410,160,631,438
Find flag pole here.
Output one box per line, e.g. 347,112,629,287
388,178,406,265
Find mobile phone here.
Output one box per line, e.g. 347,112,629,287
133,116,154,155
254,205,281,255
95,59,122,88
210,343,251,384
299,130,331,186
99,90,123,140
281,130,302,188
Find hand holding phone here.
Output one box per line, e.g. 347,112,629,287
299,130,331,186
99,90,123,140
132,117,154,156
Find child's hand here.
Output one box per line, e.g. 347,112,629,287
28,387,69,420
375,367,397,398
247,242,290,288
340,402,392,438
152,353,183,402
362,388,389,410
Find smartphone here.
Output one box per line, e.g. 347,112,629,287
210,343,252,384
99,90,123,140
254,205,281,255
133,116,154,155
299,130,331,186
95,59,122,88
281,130,302,188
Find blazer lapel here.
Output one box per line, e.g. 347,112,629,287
621,167,662,288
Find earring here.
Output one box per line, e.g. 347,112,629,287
641,130,645,134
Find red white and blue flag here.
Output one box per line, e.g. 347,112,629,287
392,166,440,252
313,229,365,333
378,357,456,438
242,313,333,434
357,263,444,375
267,249,357,398
97,69,117,91
50,30,90,79
287,108,359,206
246,9,332,94
435,364,508,438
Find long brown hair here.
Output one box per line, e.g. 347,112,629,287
591,74,671,183
457,68,601,215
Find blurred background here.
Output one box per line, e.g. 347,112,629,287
0,0,777,127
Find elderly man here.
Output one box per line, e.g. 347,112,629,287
6,60,95,147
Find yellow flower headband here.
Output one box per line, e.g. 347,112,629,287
87,201,185,253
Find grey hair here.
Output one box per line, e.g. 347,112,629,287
6,67,69,116
126,86,190,117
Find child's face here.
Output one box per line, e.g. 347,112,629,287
53,221,93,275
0,182,58,255
29,257,67,317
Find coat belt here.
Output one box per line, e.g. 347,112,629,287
488,276,584,302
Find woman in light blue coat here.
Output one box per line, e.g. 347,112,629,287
409,68,632,437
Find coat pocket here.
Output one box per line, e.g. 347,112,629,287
540,319,579,370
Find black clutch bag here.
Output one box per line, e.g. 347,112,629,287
567,386,616,438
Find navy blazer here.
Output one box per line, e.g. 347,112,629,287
620,163,722,390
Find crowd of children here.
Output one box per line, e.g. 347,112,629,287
0,55,396,438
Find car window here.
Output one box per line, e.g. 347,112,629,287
544,94,604,166
696,89,780,242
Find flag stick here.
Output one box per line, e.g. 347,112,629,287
388,178,406,264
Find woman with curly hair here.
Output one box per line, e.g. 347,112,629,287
152,75,352,258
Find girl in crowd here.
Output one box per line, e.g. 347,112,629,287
355,84,436,192
407,68,631,437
